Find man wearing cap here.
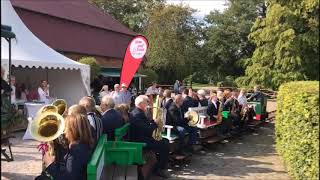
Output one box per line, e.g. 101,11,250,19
119,83,132,105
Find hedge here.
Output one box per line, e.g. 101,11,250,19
276,81,319,180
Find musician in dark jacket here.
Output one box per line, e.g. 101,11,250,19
100,96,124,141
129,95,170,178
181,89,195,114
167,94,198,153
198,89,208,107
41,114,94,180
248,85,264,102
207,93,220,121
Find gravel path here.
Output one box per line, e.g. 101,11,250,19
1,100,289,180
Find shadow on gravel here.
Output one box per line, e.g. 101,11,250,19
170,122,286,179
1,172,37,180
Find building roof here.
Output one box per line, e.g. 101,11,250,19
10,0,137,59
11,0,136,36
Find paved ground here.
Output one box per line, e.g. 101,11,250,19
1,100,290,180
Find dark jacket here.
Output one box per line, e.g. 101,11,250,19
199,98,208,107
101,109,124,141
181,96,194,114
248,91,264,102
129,107,157,143
46,143,91,180
167,103,186,127
207,101,220,120
161,98,173,110
1,78,12,96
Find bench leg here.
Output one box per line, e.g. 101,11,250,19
1,142,14,162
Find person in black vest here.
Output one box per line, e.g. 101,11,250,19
100,96,124,141
129,95,170,178
79,96,103,144
248,85,264,102
167,94,198,154
198,89,208,107
207,93,220,121
181,89,194,114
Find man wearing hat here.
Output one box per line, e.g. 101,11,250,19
119,83,132,105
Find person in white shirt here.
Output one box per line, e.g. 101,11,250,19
146,82,159,96
237,89,248,108
111,84,121,105
119,83,132,105
38,80,50,104
10,76,16,104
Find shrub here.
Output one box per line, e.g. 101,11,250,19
139,68,158,87
78,57,101,81
276,81,319,180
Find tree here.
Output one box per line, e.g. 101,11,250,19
78,57,101,82
202,0,266,83
89,0,165,32
144,5,203,83
236,0,319,89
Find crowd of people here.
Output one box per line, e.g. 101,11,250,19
33,79,264,179
2,66,264,179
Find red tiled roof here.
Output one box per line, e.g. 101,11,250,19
10,0,136,36
10,0,137,59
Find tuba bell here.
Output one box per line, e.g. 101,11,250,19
30,99,67,142
30,112,65,142
185,110,199,127
52,99,67,116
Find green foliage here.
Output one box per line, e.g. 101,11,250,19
78,57,101,82
89,0,165,32
203,0,265,81
139,68,158,87
1,95,24,134
145,5,203,84
237,0,319,89
276,81,319,180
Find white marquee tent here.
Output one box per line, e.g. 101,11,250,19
1,0,90,105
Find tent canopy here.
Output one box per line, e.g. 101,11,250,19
1,0,90,104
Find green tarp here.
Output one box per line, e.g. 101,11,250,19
1,25,16,38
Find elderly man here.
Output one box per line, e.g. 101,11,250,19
79,96,103,143
119,83,132,105
129,95,170,178
167,94,198,154
111,84,121,105
197,89,208,107
100,96,124,140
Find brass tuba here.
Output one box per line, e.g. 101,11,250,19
185,110,199,127
151,95,164,141
52,99,67,116
30,99,67,143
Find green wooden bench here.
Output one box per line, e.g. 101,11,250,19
87,123,146,180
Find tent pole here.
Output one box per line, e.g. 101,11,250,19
8,38,12,104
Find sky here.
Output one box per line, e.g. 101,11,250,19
166,0,228,19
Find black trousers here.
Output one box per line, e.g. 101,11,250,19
145,139,169,171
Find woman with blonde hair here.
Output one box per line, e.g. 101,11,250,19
42,114,93,180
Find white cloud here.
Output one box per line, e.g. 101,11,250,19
166,0,228,19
